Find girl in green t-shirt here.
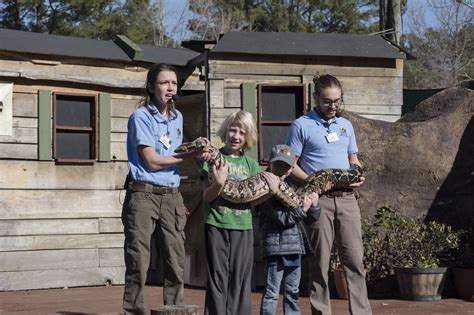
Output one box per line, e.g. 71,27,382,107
202,110,278,315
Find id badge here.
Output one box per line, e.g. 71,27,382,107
325,132,339,143
159,133,171,149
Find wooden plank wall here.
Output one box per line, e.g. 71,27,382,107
0,75,207,290
0,83,139,291
208,58,404,133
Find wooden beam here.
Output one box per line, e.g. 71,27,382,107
209,60,402,77
12,92,37,117
0,249,99,272
0,266,125,291
98,218,123,233
0,219,99,236
99,248,125,267
0,234,124,251
0,127,37,144
0,143,37,159
114,35,144,61
0,59,146,88
99,93,111,162
241,83,258,160
0,189,121,219
38,90,52,160
13,84,143,100
0,161,118,189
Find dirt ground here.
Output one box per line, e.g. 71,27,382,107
0,285,473,315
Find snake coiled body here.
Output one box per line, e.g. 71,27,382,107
175,137,363,209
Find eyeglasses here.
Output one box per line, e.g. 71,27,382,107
320,97,343,107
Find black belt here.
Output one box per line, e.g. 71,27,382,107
324,188,354,198
129,181,179,194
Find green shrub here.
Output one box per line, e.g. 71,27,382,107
362,206,460,281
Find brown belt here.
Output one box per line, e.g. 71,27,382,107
324,189,354,198
129,181,179,194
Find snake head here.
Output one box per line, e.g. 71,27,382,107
175,137,210,153
195,137,210,149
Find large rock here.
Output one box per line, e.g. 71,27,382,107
345,87,473,229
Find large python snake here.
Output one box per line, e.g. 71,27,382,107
175,137,363,209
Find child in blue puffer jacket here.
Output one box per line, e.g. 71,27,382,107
258,144,325,315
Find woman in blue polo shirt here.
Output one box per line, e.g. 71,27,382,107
122,63,207,314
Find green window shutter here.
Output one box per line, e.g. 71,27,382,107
98,93,111,162
309,82,316,109
38,90,52,161
241,83,258,161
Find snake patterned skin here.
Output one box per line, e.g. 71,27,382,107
175,137,363,209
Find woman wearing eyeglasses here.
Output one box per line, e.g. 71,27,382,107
286,74,372,315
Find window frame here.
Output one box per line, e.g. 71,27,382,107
257,84,308,164
52,92,98,165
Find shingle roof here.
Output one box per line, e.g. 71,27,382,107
0,28,130,62
211,32,406,59
0,28,199,66
138,44,199,66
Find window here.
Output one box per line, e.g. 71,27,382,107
53,93,97,164
257,84,307,163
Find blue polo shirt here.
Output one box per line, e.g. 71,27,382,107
286,109,358,173
126,102,183,187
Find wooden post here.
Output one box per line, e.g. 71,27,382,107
150,305,199,315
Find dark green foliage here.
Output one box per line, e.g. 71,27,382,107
187,0,382,40
362,206,459,281
0,0,157,44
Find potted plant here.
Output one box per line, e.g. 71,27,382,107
452,228,474,300
361,206,459,301
388,215,459,301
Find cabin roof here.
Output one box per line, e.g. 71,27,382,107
0,28,199,66
210,32,407,59
138,44,199,66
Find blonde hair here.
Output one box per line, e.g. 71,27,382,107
216,110,257,151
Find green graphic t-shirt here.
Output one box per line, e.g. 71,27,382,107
202,149,260,230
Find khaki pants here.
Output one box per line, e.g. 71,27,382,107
309,194,372,315
122,190,187,315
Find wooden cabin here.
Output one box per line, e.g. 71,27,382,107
184,31,409,162
0,28,205,291
0,29,409,291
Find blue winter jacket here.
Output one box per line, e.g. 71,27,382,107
258,196,321,258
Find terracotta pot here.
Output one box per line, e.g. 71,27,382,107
394,267,447,301
333,267,349,300
453,268,474,299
